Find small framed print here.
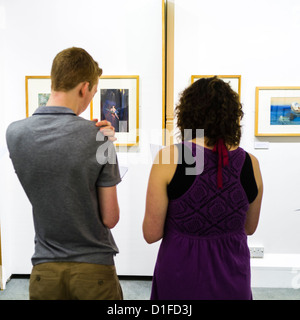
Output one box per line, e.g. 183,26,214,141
255,86,300,136
25,76,92,119
25,76,51,117
191,75,241,98
92,75,139,146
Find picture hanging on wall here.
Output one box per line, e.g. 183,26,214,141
92,75,139,146
255,86,300,136
25,76,92,119
25,76,51,117
191,75,241,98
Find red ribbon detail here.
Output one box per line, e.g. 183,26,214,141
212,139,229,189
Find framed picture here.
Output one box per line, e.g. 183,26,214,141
92,75,139,146
191,75,241,98
255,87,300,136
25,76,92,119
25,76,51,117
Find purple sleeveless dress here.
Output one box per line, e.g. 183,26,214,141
150,143,252,300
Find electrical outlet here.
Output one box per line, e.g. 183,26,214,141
249,247,264,258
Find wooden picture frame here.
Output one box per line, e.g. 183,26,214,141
25,75,92,120
191,75,241,98
25,76,51,117
255,86,300,136
92,75,139,147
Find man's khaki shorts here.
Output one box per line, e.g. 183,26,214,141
29,262,123,300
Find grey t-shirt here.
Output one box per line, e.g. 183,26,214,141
6,106,121,266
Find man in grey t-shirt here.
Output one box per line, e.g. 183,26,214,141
6,47,123,300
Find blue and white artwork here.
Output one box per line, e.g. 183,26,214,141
270,97,300,125
100,89,129,133
38,93,50,107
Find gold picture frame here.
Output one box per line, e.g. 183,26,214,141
25,75,92,120
25,76,51,117
255,86,300,136
92,75,139,147
191,75,241,98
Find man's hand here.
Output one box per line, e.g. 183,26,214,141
93,119,117,142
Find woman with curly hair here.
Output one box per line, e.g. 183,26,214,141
143,76,263,300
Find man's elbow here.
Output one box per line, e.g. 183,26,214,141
103,210,120,229
104,218,119,229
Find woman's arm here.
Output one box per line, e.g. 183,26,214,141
244,153,263,235
143,145,178,244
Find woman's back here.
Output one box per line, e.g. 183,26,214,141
144,77,263,300
150,143,252,300
166,142,249,237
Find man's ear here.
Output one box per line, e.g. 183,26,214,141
79,82,90,97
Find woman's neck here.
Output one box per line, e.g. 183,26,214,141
191,137,238,151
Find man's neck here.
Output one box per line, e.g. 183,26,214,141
46,90,80,115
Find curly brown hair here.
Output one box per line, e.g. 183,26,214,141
175,76,243,148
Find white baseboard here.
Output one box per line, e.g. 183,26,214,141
251,254,300,288
2,253,300,290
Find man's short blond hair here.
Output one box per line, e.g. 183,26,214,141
51,47,102,92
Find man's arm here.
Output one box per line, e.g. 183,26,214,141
93,119,117,142
98,186,120,229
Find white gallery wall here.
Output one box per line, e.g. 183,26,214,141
174,0,300,287
0,0,163,287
